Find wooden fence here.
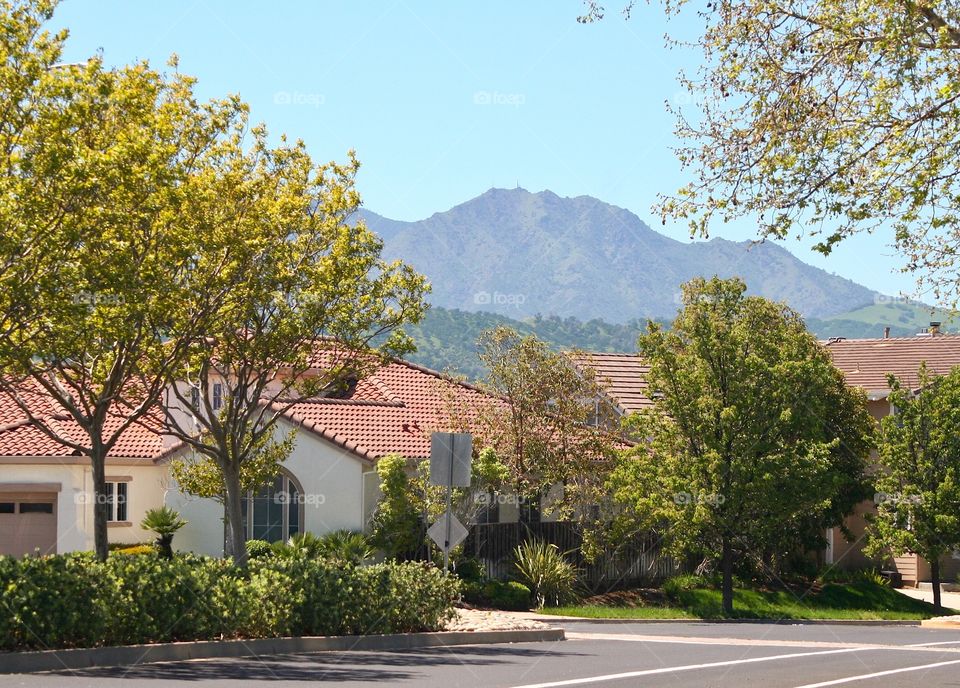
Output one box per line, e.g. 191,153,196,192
461,521,681,589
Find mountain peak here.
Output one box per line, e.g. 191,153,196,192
361,189,878,323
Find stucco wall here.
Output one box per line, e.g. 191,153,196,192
0,460,170,554
166,419,370,555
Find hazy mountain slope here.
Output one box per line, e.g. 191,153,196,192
358,188,878,323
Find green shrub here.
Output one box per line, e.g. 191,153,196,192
663,574,711,600
453,558,485,583
485,581,532,610
0,552,458,651
853,569,889,587
245,539,274,560
513,540,579,608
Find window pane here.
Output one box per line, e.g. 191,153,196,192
252,475,285,542
288,481,300,536
20,503,53,514
116,483,128,522
0,503,14,514
106,482,116,522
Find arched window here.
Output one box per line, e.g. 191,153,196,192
240,471,303,542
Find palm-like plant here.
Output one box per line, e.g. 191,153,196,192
140,506,187,559
317,530,374,565
513,540,579,608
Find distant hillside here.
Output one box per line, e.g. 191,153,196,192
406,305,958,380
404,308,647,380
359,188,879,323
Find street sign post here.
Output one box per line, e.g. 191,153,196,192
429,432,472,571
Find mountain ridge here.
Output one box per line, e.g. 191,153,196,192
358,187,878,323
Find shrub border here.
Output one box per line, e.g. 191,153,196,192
0,628,566,674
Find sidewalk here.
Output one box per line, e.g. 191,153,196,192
895,586,960,610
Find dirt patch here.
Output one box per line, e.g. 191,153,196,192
580,588,670,607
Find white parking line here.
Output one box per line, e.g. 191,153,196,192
906,639,960,647
508,647,867,688
793,658,960,687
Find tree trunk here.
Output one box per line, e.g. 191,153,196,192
721,536,734,615
931,558,942,613
222,461,248,567
91,446,109,562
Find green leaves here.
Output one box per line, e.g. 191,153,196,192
609,277,873,586
867,363,960,579
648,0,960,305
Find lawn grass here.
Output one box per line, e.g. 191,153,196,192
540,581,955,620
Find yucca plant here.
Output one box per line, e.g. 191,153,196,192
513,540,579,608
139,506,187,559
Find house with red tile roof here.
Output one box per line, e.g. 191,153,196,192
822,332,960,585
573,331,960,586
0,358,498,557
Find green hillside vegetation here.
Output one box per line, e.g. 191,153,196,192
403,308,647,379
404,303,958,380
823,301,959,330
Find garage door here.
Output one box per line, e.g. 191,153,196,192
0,494,57,557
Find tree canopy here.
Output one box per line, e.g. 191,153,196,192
584,0,960,305
866,363,960,612
0,0,244,560
607,277,873,613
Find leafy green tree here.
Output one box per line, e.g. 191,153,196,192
866,364,960,612
475,326,619,522
607,277,873,614
583,1,960,304
370,454,425,560
0,0,243,561
161,124,427,567
370,448,511,560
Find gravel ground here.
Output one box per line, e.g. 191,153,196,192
443,608,554,632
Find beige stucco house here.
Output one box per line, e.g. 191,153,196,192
0,359,493,557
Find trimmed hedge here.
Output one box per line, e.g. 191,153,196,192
0,553,459,651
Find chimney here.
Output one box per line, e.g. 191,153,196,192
930,321,942,336
883,327,890,339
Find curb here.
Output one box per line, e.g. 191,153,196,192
0,628,565,674
921,616,960,630
532,616,921,627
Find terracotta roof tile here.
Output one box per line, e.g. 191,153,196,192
823,335,960,396
0,379,177,460
567,352,653,414
284,360,498,461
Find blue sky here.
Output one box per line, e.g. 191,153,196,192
50,0,917,299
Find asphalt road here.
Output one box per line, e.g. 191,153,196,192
4,621,960,687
